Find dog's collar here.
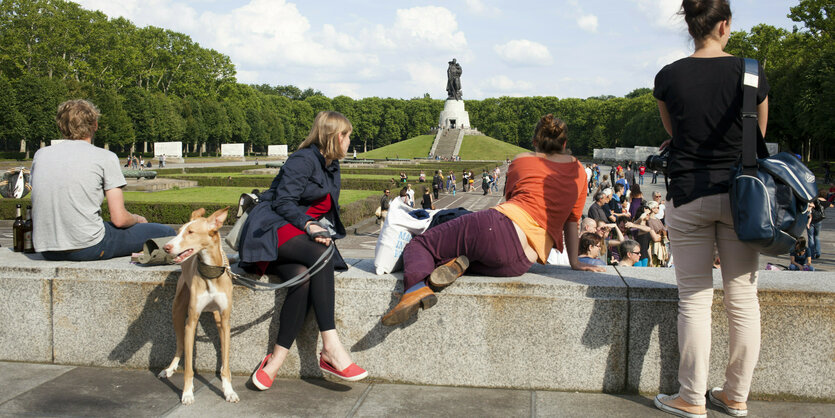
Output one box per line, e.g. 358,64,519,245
196,257,227,280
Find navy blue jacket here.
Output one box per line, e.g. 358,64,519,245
238,146,346,264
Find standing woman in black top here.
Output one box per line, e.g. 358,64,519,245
652,1,769,417
421,186,434,210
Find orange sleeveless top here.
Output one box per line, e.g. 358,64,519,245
494,155,586,256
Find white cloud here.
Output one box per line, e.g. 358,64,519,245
482,75,534,94
629,0,684,31
577,14,599,33
198,0,375,69
390,6,468,52
323,83,362,99
656,49,689,66
464,0,502,17
78,0,200,33
494,40,553,66
406,62,448,93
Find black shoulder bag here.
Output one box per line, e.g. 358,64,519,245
728,58,818,256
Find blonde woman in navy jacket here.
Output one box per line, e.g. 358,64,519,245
240,111,368,390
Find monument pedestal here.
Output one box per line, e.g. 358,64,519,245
438,100,471,129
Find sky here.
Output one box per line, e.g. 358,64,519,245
75,0,799,100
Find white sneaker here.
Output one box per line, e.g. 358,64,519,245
654,394,707,418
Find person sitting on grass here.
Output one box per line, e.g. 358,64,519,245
789,237,814,271
578,232,606,266
380,114,605,326
32,99,176,261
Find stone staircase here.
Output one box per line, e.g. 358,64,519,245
432,128,461,158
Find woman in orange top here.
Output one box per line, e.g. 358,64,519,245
382,114,605,326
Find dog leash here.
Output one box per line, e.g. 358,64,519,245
219,244,335,291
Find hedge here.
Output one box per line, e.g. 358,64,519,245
155,165,261,175
0,195,378,228
0,152,26,160
162,175,394,191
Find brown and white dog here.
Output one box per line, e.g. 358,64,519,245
159,208,239,405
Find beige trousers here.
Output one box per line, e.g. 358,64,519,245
666,193,760,405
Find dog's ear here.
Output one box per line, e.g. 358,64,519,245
207,207,229,231
190,208,206,220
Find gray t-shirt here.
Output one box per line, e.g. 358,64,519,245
31,141,127,251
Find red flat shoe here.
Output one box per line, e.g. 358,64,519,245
319,356,368,382
251,353,274,390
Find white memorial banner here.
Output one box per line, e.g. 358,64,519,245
154,141,183,158
268,145,288,157
221,143,245,157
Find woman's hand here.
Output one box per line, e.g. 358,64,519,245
659,139,671,151
570,261,606,273
305,222,332,246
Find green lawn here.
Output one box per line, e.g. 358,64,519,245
358,135,435,159
122,187,377,205
457,136,528,160
357,133,528,161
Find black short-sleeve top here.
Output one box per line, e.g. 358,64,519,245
654,56,769,207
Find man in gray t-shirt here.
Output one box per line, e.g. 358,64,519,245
31,99,175,261
32,141,126,251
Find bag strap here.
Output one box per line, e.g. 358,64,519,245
741,58,760,174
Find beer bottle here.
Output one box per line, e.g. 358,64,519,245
12,204,23,252
23,205,34,253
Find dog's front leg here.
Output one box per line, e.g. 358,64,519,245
216,309,239,403
159,284,189,379
181,310,199,405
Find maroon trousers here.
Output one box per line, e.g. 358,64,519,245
402,209,534,289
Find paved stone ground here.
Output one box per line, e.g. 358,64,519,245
1,362,832,417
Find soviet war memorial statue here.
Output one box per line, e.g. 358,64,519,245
446,58,462,100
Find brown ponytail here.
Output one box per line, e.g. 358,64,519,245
680,0,732,41
532,114,568,154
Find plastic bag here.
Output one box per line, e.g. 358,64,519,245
374,198,437,274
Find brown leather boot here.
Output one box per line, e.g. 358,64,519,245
381,286,437,326
429,256,469,289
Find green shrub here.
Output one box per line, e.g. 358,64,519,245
0,152,26,160
0,193,379,227
155,165,261,175
162,175,393,191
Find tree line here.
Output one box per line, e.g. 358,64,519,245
725,0,834,162
0,0,830,160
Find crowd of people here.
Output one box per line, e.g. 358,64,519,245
584,177,670,267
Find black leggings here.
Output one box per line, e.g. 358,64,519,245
270,234,335,349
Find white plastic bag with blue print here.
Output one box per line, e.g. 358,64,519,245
374,197,437,274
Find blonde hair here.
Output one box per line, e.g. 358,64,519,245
56,100,100,140
297,111,352,160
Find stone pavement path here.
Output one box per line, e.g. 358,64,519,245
1,362,831,417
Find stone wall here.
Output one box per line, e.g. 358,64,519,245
0,249,831,400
